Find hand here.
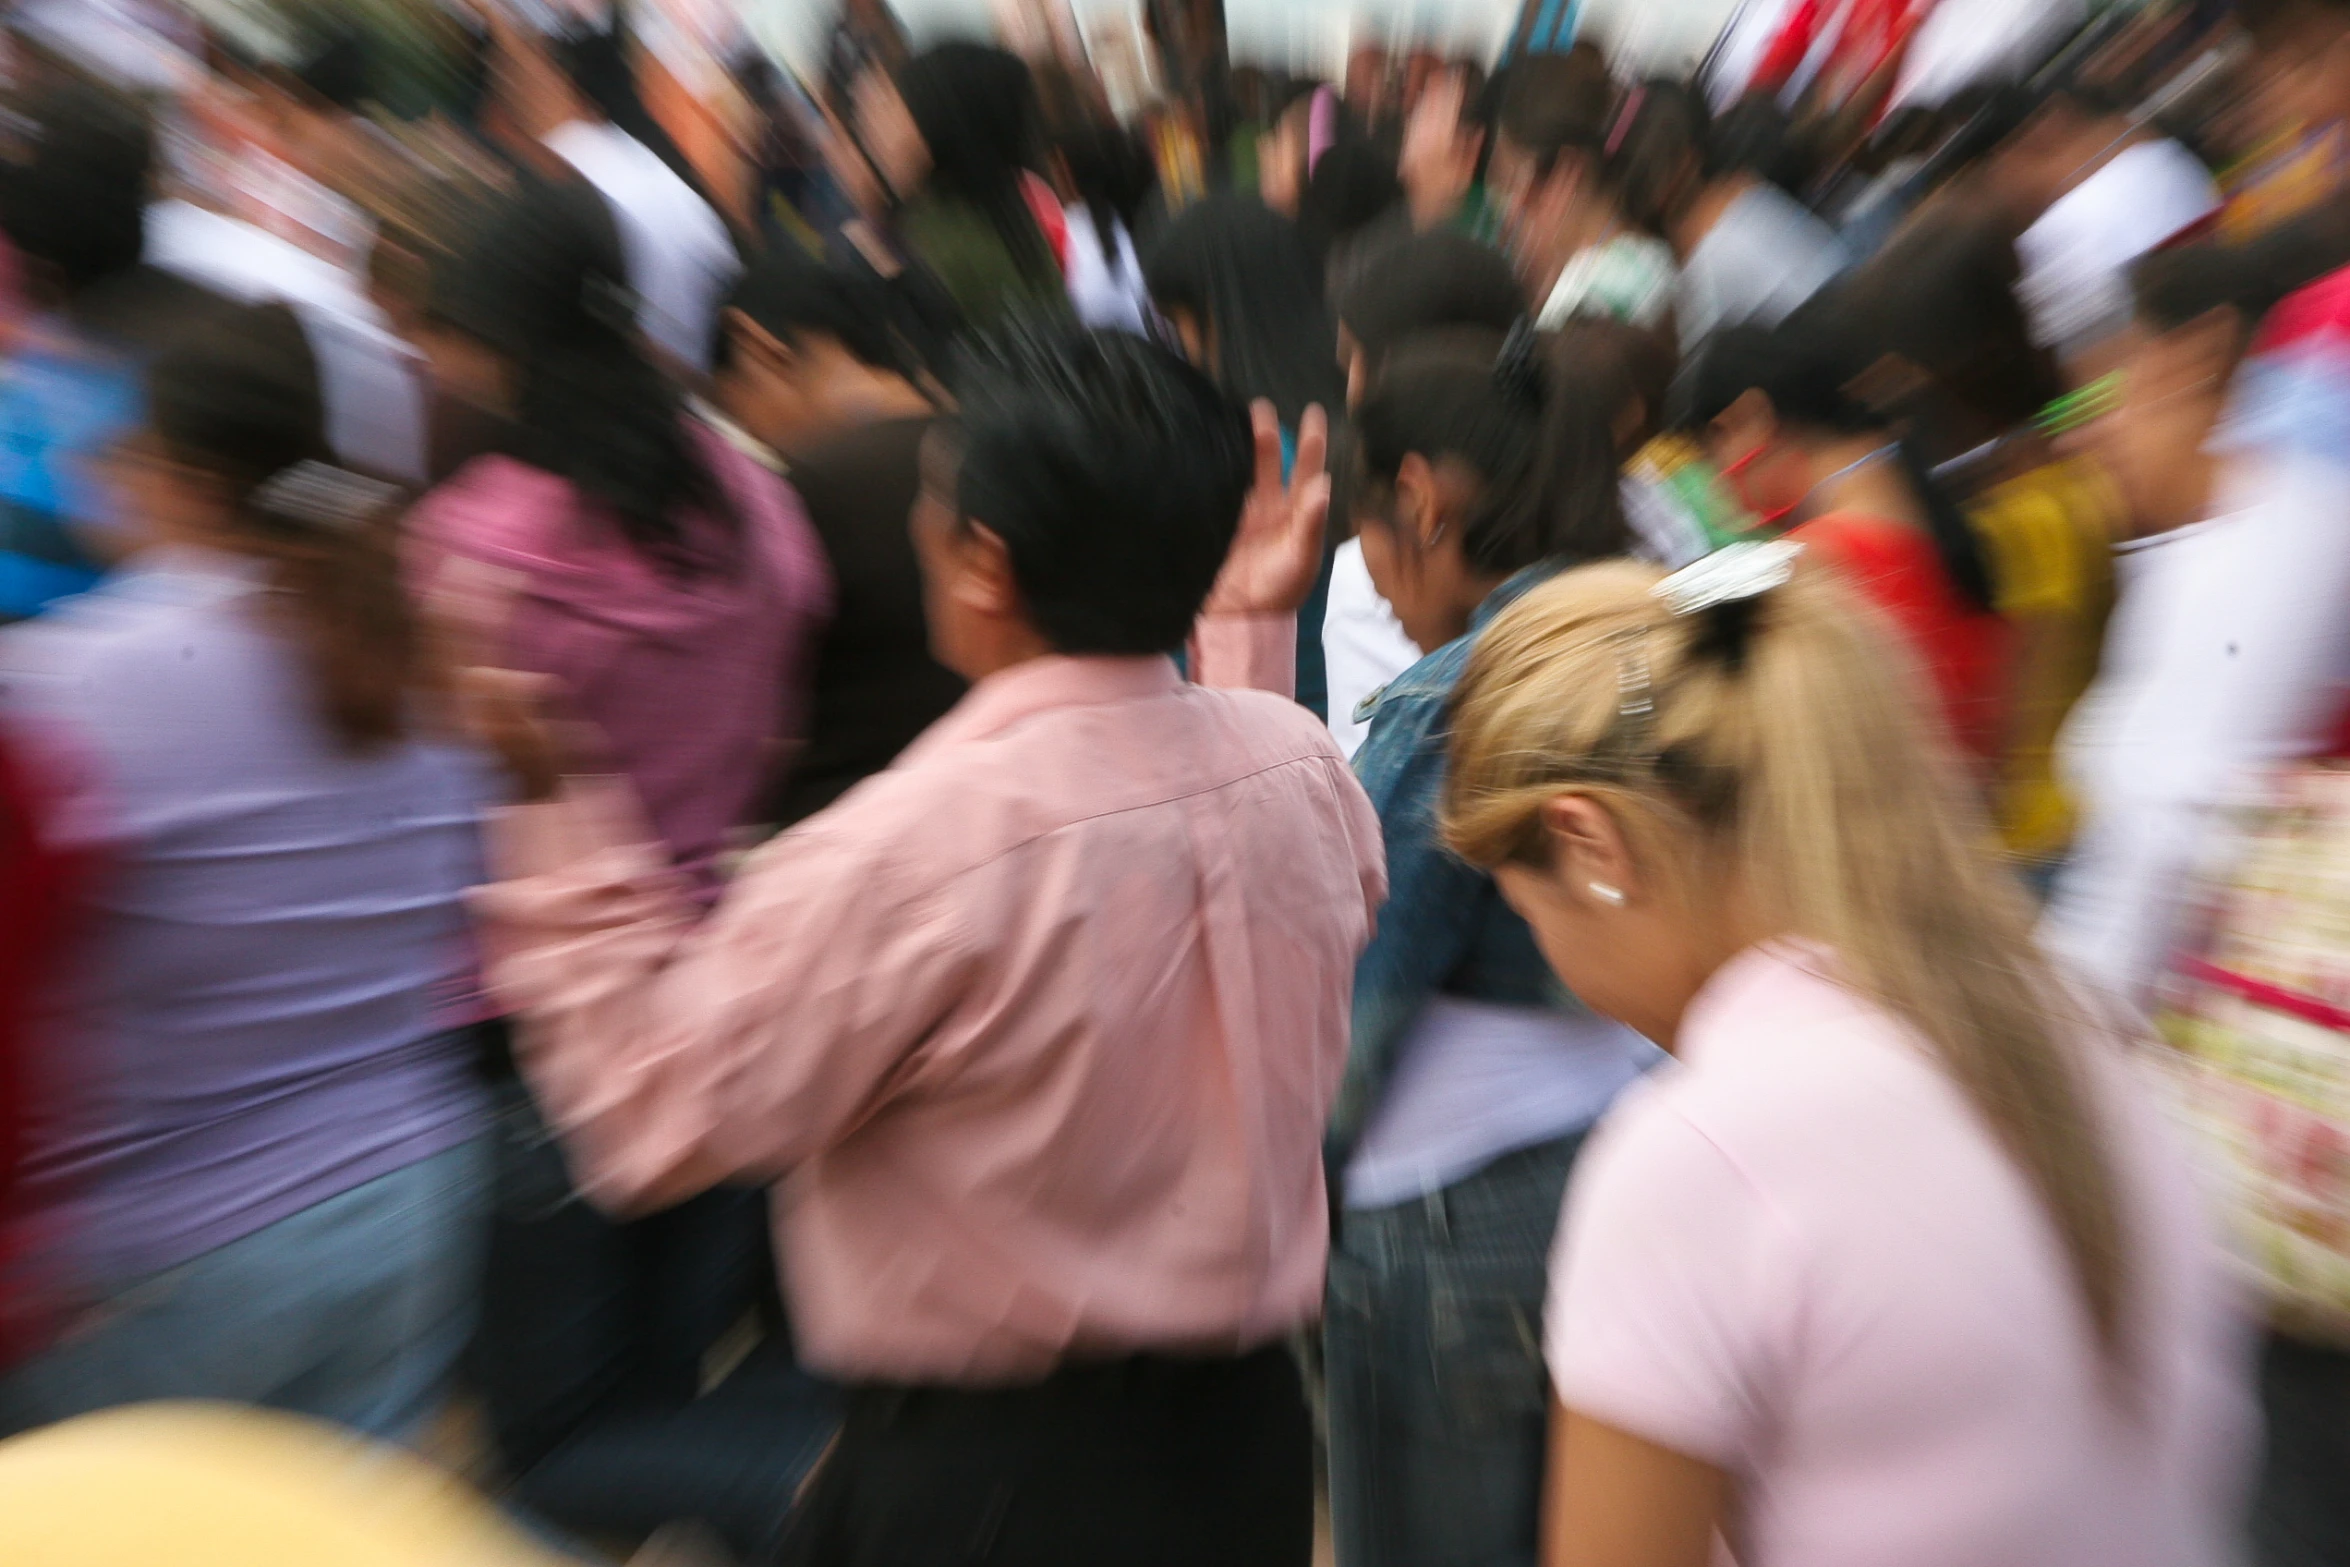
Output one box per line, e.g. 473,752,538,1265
456,667,565,805
1203,400,1331,618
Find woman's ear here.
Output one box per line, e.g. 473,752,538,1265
1539,794,1640,905
1393,451,1442,550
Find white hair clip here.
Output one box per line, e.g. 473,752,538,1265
250,461,401,532
1652,540,1804,617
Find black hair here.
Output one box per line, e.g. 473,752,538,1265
1335,232,1525,370
1833,205,2062,438
0,76,149,296
292,24,373,114
432,173,736,574
1609,80,1709,235
719,251,915,377
1055,113,1157,266
1144,194,1344,428
1355,325,1628,575
2131,243,2288,335
949,323,1254,655
147,302,422,751
895,43,1058,291
1494,50,1615,175
1300,135,1404,265
1673,320,1997,610
1703,94,1807,189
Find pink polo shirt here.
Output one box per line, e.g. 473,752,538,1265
1548,943,2253,1567
476,623,1386,1386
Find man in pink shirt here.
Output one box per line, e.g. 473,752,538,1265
464,325,1381,1567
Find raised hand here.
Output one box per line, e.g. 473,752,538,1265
1203,400,1332,618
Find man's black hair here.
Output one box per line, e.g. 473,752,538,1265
0,76,150,296
949,322,1254,656
720,251,914,378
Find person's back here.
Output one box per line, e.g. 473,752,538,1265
1557,944,2245,1567
0,302,489,1441
4,555,485,1278
411,425,826,880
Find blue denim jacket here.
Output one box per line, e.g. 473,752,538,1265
1327,564,1583,1161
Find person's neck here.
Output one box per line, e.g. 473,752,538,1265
948,624,1062,684
1532,199,1623,297
1650,904,1787,1053
1669,175,1749,260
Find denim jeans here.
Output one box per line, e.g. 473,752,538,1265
2252,1330,2350,1567
0,1135,489,1443
1323,1132,1587,1567
471,1078,838,1562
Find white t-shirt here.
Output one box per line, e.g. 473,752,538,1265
144,200,427,483
1322,537,1422,760
1675,184,1845,355
2048,450,2350,1009
1063,207,1151,337
2018,139,2219,359
544,120,740,372
1550,942,2253,1567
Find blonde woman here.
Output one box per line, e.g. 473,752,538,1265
1442,548,2253,1567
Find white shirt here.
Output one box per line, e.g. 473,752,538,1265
2048,450,2350,1010
1063,208,1151,337
1676,183,1845,355
544,120,740,372
144,200,427,483
1322,538,1421,761
2018,139,2219,358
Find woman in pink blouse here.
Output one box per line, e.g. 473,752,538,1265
1439,549,2255,1567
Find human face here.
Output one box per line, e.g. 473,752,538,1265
1353,455,1483,653
1399,71,1476,221
1491,795,1730,1050
854,68,930,201
2094,315,2237,539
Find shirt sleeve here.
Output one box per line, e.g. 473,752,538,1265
475,778,980,1215
1546,1092,1795,1470
1189,611,1298,697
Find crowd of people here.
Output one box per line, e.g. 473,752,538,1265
3,1,2350,1565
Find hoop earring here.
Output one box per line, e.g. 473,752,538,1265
1587,882,1626,908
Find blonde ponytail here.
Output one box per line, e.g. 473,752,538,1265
1444,559,2133,1365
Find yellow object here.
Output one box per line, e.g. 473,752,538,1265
1968,457,2121,864
0,1403,571,1567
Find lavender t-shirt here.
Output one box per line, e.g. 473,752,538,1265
0,547,491,1285
1548,943,2253,1567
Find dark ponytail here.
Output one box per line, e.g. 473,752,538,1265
147,303,425,752
1356,322,1627,574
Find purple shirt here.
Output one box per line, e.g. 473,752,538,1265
406,424,833,890
0,547,491,1285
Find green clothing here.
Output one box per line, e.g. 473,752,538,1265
899,197,1067,333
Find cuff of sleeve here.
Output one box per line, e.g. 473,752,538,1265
1190,612,1297,696
489,776,658,882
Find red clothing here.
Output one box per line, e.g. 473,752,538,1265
0,720,93,1367
1789,511,2012,763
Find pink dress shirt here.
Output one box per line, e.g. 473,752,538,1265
476,618,1387,1386
1548,943,2252,1567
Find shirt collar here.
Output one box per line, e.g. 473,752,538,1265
898,654,1184,765
690,399,786,475
1469,562,1567,634
1674,938,1847,1068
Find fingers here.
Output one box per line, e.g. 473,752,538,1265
1249,399,1284,507
1292,404,1329,496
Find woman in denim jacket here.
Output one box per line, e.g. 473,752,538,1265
1325,323,1659,1567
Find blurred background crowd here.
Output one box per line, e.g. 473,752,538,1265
4,0,2350,1564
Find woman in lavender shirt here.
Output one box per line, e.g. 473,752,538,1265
0,302,492,1441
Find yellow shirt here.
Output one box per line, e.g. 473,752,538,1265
1969,458,2120,862
0,1404,570,1567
